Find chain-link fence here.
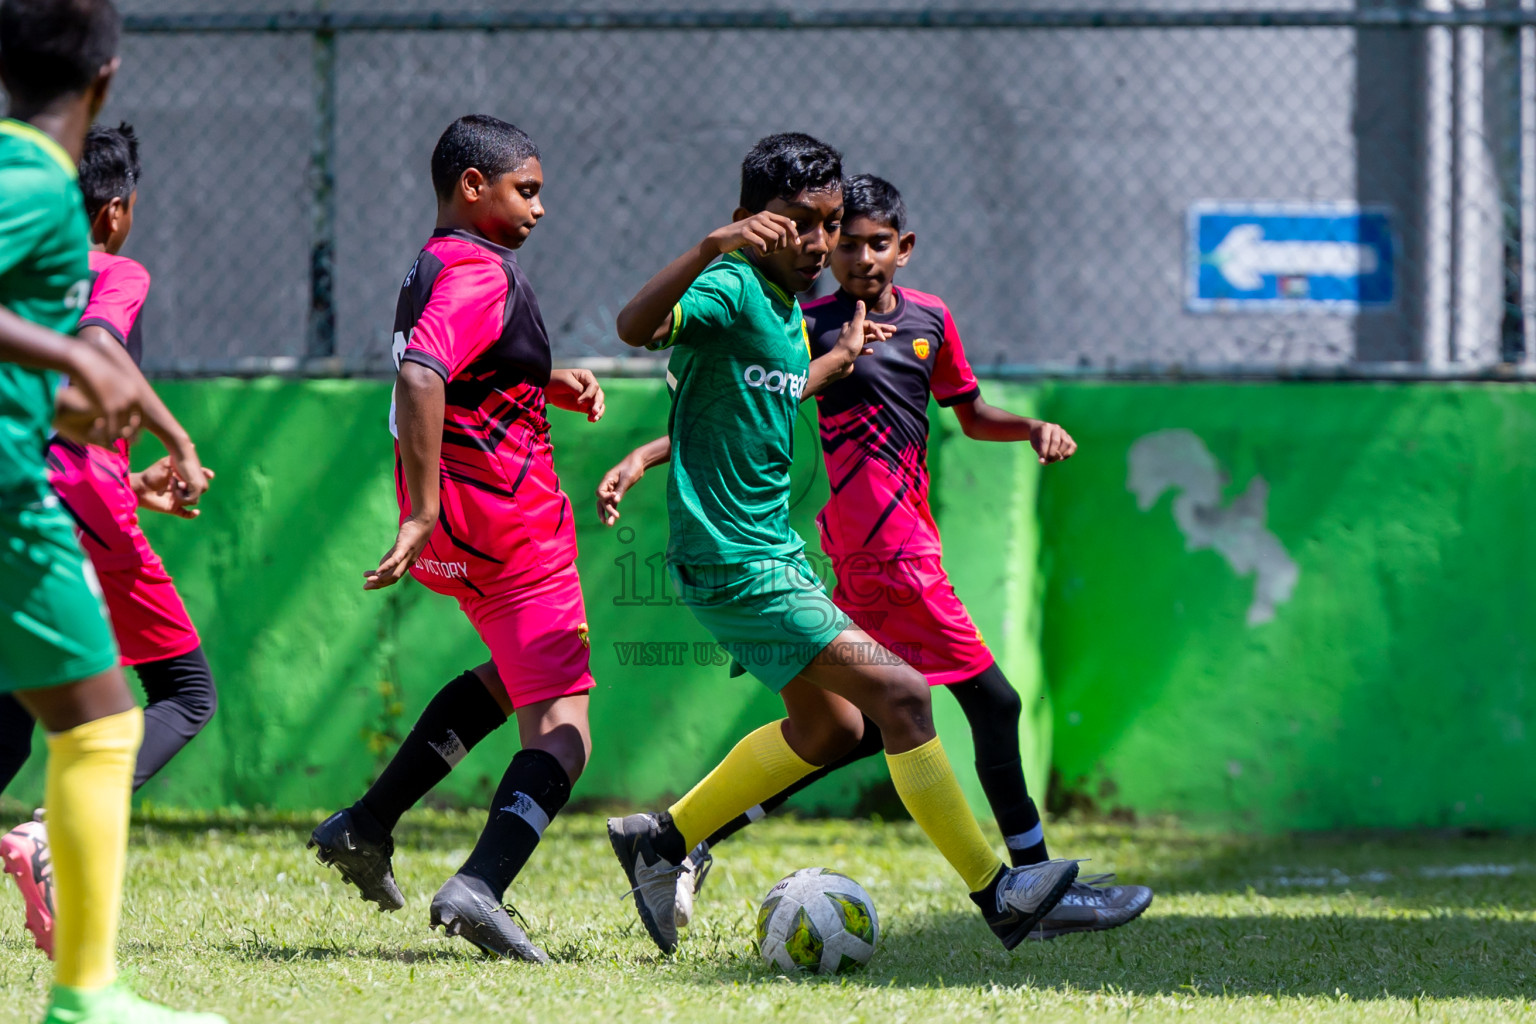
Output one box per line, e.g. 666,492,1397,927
31,3,1536,377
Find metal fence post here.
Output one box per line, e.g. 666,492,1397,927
1522,0,1536,363
307,8,337,360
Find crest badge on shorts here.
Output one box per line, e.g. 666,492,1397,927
577,622,590,647
912,337,930,360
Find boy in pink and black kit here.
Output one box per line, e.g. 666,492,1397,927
599,175,1153,940
310,115,604,963
1,123,218,958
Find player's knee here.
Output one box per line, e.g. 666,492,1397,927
990,681,1022,725
882,672,933,734
186,677,218,731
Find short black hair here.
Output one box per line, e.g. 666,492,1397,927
843,174,907,234
430,114,540,201
78,120,137,218
0,0,120,107
739,133,842,214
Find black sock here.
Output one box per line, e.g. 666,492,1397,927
359,669,508,836
457,747,572,901
653,812,688,864
968,863,1009,906
702,716,886,848
132,646,219,790
0,694,36,796
947,663,1049,866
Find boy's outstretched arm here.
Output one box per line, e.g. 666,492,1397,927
69,324,210,505
596,434,671,525
0,304,139,440
951,394,1078,464
615,212,799,347
365,361,444,589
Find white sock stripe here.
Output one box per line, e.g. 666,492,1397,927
500,792,550,837
745,804,766,823
428,729,468,768
1005,823,1045,850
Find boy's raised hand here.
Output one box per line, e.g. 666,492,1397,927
1030,421,1077,464
548,367,605,422
836,300,896,360
708,211,799,258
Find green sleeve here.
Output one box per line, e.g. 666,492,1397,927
0,164,64,279
649,261,748,351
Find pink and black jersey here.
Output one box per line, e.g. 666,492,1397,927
47,252,155,570
78,250,148,368
391,228,576,597
805,285,980,561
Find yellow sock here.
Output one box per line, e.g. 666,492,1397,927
668,721,814,848
887,736,1005,893
46,707,142,991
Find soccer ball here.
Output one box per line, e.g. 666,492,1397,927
755,868,879,975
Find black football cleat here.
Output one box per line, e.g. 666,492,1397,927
308,807,405,912
429,874,549,963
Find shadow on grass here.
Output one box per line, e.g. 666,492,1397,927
683,910,1536,1000
126,810,491,850
222,938,481,965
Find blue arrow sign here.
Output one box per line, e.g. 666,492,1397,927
1187,202,1395,312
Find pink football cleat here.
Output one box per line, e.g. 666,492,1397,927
1,815,54,958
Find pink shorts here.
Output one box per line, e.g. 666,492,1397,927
97,558,201,667
458,562,595,709
830,552,995,686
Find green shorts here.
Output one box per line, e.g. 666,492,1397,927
670,554,852,693
0,495,118,693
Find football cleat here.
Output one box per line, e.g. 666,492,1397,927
1,814,54,958
307,807,404,911
673,842,712,929
607,813,683,953
974,858,1079,950
429,874,549,963
40,983,226,1023
1029,873,1154,940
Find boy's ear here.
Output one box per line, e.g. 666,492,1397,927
459,167,487,203
89,200,117,246
86,57,120,120
732,206,753,223
895,231,917,268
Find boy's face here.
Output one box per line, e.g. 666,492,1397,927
736,187,843,294
832,214,914,304
465,157,545,249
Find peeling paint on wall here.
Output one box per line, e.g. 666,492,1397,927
1128,428,1298,626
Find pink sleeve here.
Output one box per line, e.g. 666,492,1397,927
931,304,980,406
401,255,509,380
78,259,150,346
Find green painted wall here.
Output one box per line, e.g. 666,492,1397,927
1037,382,1536,831
4,379,1047,821
9,378,1528,833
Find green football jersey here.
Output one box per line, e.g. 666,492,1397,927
653,250,813,566
0,119,91,498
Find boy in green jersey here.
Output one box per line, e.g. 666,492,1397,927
0,1,221,1020
605,133,1080,955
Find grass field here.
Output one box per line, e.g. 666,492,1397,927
1,808,1532,1023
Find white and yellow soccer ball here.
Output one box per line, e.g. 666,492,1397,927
755,868,879,975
